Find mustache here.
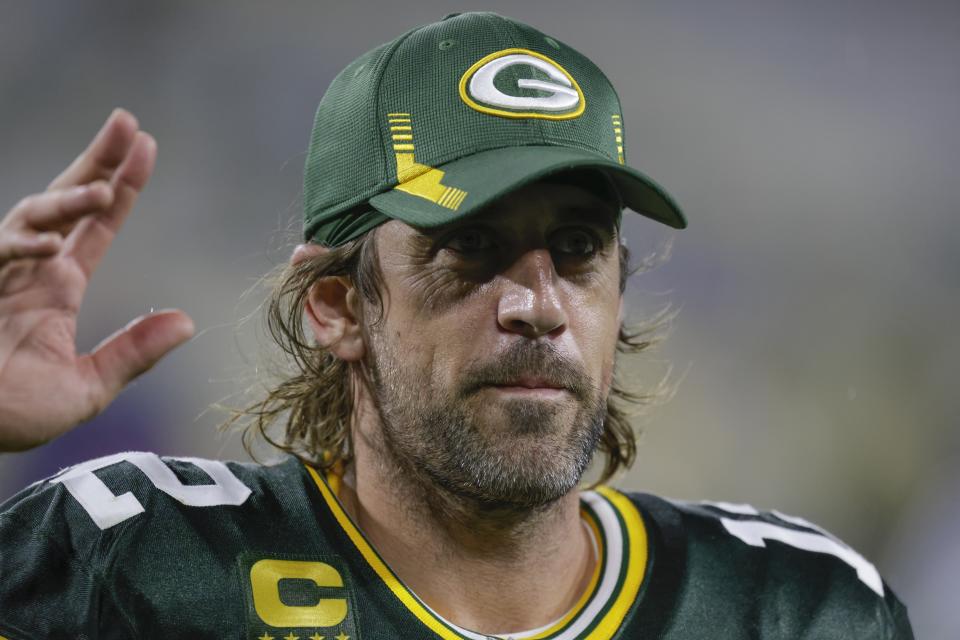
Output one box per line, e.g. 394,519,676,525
458,341,593,401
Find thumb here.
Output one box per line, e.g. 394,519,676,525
86,309,195,403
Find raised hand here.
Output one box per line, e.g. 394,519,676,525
0,109,195,451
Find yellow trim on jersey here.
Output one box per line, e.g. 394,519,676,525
305,465,647,640
589,487,648,638
524,509,605,639
306,465,465,639
325,467,342,498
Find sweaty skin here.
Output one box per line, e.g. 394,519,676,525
297,182,625,633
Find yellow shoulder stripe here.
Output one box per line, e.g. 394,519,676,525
524,508,605,639
305,465,648,640
306,466,464,639
589,487,648,638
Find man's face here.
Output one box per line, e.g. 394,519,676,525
361,180,624,508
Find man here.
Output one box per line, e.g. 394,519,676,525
0,12,912,639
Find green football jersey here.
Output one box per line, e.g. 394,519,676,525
0,453,912,639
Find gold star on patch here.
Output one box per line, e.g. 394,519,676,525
283,634,300,640
335,633,349,640
258,634,274,640
309,635,325,640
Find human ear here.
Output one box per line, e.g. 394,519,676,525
291,243,365,362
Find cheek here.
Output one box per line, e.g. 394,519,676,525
563,283,621,389
379,270,492,387
399,261,481,315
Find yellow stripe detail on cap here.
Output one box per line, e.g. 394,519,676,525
386,112,468,209
397,162,441,189
440,189,456,209
388,118,411,124
444,189,461,209
395,156,462,206
613,114,625,164
390,125,412,131
437,187,454,208
449,189,468,210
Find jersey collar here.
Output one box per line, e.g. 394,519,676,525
305,465,649,640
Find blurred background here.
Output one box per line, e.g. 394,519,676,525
0,0,956,635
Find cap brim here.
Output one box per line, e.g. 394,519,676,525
368,145,686,230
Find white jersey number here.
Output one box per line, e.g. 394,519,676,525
52,452,251,530
708,501,884,597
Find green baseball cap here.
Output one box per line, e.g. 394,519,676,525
303,11,686,247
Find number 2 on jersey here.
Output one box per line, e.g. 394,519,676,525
52,452,251,530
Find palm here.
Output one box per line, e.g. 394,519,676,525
0,110,194,451
0,250,90,434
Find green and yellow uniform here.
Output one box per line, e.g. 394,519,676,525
0,453,912,639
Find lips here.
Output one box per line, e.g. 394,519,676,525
458,342,586,399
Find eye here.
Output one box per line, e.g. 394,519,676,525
445,227,496,254
551,228,599,256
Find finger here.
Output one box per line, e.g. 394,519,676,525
84,309,195,409
62,131,157,278
47,108,139,191
14,181,114,233
109,130,156,195
0,231,63,263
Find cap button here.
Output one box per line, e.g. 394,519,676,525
441,13,461,20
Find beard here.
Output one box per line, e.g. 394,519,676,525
361,334,607,510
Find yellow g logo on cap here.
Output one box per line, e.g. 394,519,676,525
459,48,586,120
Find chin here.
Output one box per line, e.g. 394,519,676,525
473,396,577,437
433,430,597,508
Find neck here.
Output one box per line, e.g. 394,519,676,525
336,391,597,634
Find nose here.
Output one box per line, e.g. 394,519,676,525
497,249,567,339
